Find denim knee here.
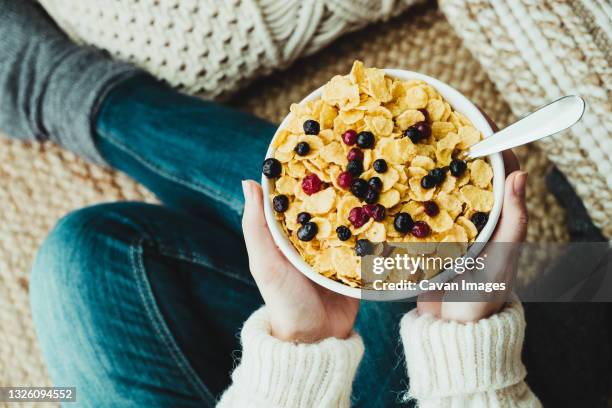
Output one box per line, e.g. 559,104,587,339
32,205,126,302
29,203,221,405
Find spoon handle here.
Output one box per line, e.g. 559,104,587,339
465,95,585,160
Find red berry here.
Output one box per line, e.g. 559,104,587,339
364,204,386,221
337,171,353,190
411,221,431,238
342,129,357,146
423,201,439,217
347,147,363,162
348,207,370,228
363,204,376,218
302,173,322,195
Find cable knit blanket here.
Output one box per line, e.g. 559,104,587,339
439,0,611,238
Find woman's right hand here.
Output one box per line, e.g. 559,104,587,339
241,180,359,343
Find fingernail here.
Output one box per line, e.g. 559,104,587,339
241,180,250,202
513,172,528,197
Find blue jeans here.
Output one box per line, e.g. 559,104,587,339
30,75,610,407
30,75,414,407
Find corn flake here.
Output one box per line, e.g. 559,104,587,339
275,176,296,195
460,185,494,212
365,222,387,242
379,189,401,207
411,155,435,170
322,75,360,110
426,99,446,122
456,216,478,240
423,210,454,233
457,126,481,149
364,68,392,103
303,187,336,214
311,217,332,239
396,109,425,130
408,177,435,201
320,142,348,166
431,121,456,139
403,86,428,109
468,159,493,188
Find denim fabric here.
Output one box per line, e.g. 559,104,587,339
30,75,416,407
0,0,142,165
30,75,610,407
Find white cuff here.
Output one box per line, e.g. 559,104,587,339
401,301,527,400
224,307,364,407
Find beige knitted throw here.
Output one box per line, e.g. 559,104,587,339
439,0,612,238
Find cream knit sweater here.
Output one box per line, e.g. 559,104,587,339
218,302,541,407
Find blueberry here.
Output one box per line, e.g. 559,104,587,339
355,239,373,257
364,187,379,204
367,204,386,222
303,120,320,135
449,159,467,177
336,226,352,241
262,158,282,178
428,168,446,184
297,212,311,225
350,178,368,199
273,195,289,212
471,212,489,232
420,175,437,189
373,159,388,173
414,121,431,139
394,212,414,233
404,126,423,144
423,200,439,217
347,159,364,176
297,222,318,241
368,177,383,192
294,142,310,156
356,131,375,149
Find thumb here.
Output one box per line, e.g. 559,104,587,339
492,171,529,243
241,180,286,283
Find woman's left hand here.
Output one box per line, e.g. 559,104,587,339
241,180,359,343
417,149,528,322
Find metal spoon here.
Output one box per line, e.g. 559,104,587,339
460,95,586,160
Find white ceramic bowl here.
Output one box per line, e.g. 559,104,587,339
262,69,505,300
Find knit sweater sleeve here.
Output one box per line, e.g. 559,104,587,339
400,301,541,407
220,302,539,407
217,307,364,408
0,0,142,165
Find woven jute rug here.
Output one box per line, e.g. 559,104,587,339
0,2,569,399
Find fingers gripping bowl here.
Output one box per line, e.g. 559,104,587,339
262,62,504,299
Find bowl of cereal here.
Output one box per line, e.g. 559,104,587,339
261,61,504,299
